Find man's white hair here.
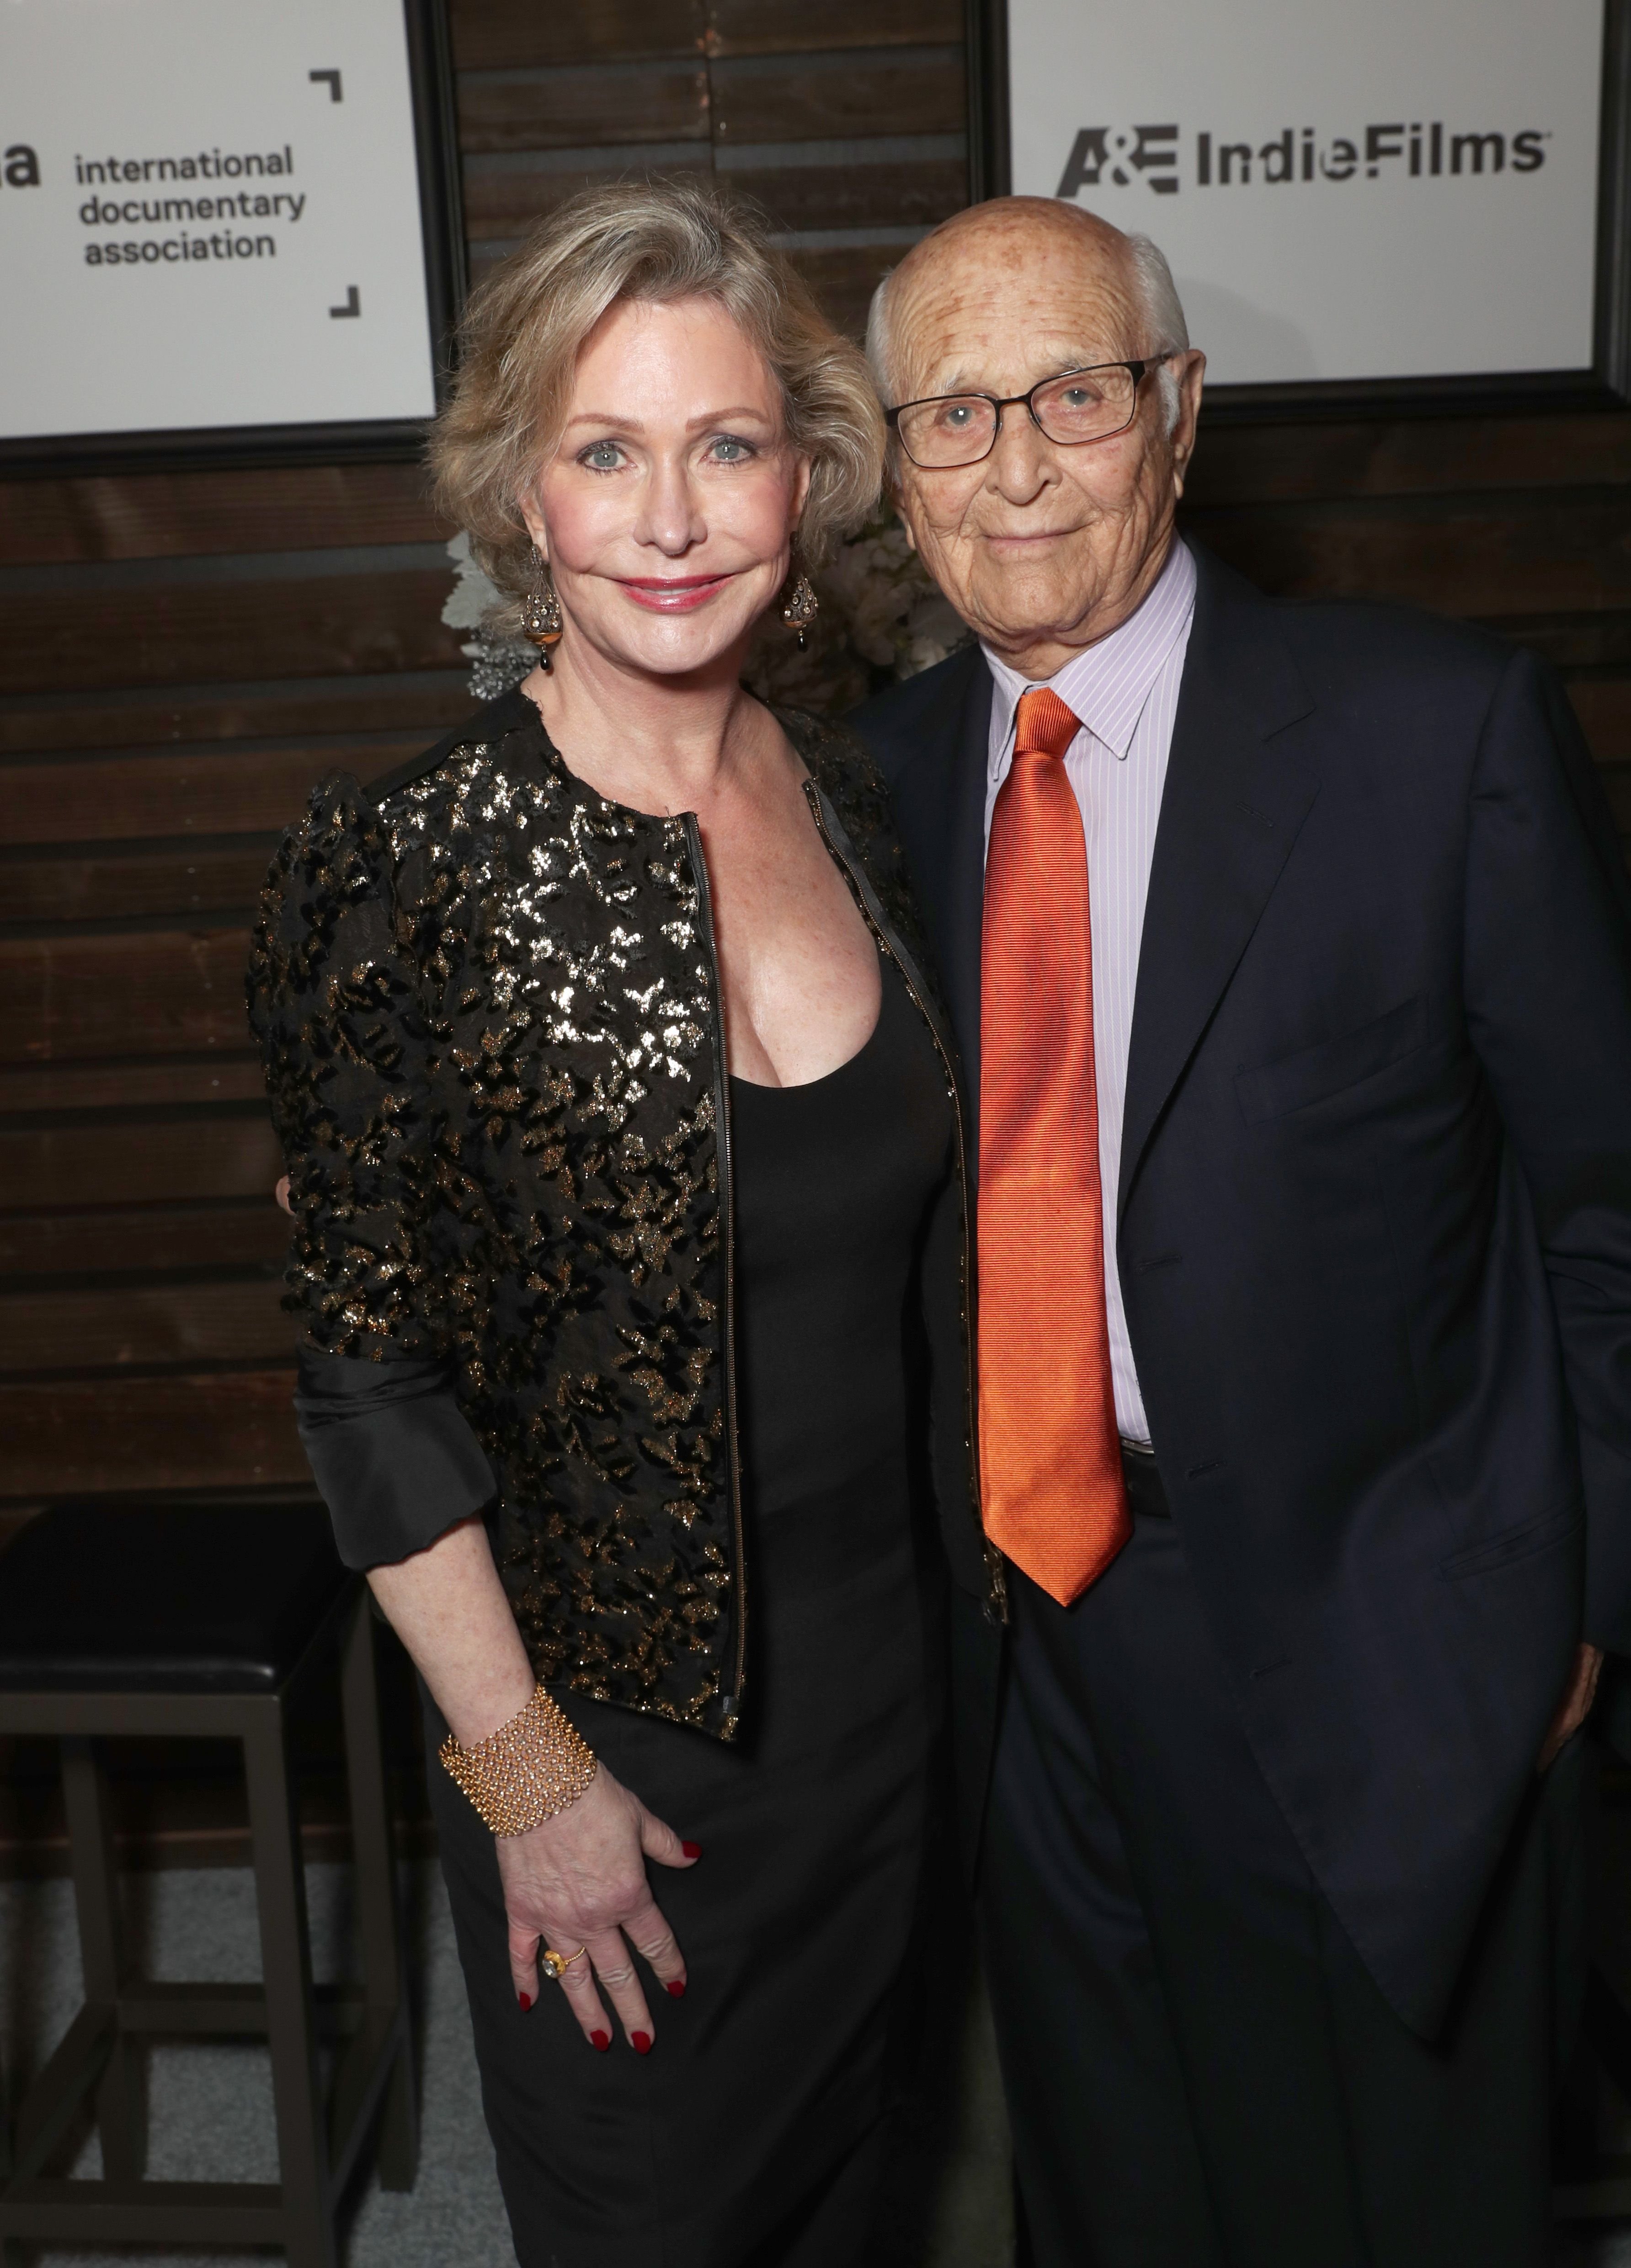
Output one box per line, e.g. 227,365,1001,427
866,217,1190,434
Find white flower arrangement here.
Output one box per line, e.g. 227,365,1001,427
441,510,969,717
440,532,536,704
815,508,970,681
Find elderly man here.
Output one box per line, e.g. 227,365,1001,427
853,196,1631,2266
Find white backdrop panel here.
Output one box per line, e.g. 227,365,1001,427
0,0,437,439
1006,0,1604,385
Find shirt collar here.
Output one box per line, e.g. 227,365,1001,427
981,536,1197,769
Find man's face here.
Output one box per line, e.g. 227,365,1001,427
886,211,1205,677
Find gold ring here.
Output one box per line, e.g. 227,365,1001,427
541,1945,587,1983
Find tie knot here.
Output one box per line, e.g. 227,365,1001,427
1013,687,1080,763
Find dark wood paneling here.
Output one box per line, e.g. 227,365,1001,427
0,1764,427,1882
0,1204,288,1281
0,466,442,567
463,150,714,236
0,684,469,756
1598,763,1631,833
3,572,463,697
786,244,911,339
6,740,417,847
1186,414,1631,507
458,64,709,152
467,152,959,237
0,1058,267,1115
1566,679,1631,762
1472,615,1631,671
0,1278,293,1375
4,931,250,1064
0,1371,306,1500
2,845,276,926
704,0,961,55
1185,497,1631,621
711,53,965,141
726,158,964,234
0,1119,282,1212
450,0,706,70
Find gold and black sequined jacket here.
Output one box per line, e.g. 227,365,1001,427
246,687,986,1741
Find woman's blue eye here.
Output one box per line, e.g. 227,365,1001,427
581,443,622,471
711,436,753,462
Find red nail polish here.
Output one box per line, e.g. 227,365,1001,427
632,2031,653,2055
666,1979,686,1999
591,2029,611,2052
682,1840,702,1859
518,1992,533,2012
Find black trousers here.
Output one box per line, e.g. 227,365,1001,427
979,1473,1588,2268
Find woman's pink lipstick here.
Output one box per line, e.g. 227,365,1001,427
618,573,733,613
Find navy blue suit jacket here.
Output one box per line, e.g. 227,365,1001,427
851,544,1631,2036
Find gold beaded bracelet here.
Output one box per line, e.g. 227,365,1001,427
438,1685,598,1837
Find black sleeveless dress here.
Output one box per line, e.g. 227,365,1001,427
425,948,955,2268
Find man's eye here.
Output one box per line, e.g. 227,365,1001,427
1058,386,1101,409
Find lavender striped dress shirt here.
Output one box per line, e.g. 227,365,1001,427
981,535,1197,1446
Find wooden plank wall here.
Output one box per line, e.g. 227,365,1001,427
1,0,1627,1532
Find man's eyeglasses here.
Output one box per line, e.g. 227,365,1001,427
885,360,1168,470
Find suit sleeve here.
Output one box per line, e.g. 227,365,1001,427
245,775,495,1568
1462,650,1631,1650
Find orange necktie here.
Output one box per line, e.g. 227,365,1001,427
978,686,1130,1606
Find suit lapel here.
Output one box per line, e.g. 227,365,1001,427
941,662,991,1121
1118,552,1320,1220
890,649,991,1138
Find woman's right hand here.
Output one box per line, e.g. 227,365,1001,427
362,1519,695,2051
496,1763,700,2052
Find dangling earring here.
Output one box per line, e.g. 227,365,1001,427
780,546,819,651
521,544,564,667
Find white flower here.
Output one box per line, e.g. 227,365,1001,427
441,532,507,634
815,509,971,680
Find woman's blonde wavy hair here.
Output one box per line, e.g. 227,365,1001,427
430,178,885,641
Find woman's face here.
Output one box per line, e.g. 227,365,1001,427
521,294,810,679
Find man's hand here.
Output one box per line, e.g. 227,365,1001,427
1537,1642,1603,1772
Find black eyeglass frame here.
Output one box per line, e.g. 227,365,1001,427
884,358,1169,466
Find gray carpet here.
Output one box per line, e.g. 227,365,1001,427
0,1861,1013,2267
0,1863,515,2266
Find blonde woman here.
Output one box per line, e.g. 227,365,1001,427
247,182,991,2267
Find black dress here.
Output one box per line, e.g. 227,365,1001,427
425,948,955,2268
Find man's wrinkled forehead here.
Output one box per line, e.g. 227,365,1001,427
888,214,1141,401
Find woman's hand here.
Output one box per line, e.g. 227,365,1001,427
497,1764,700,2052
363,1516,698,2052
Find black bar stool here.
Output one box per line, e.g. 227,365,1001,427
0,1501,417,2265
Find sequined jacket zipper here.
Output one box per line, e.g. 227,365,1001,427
684,811,750,1713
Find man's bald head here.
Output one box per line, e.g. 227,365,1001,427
863,193,1205,676
867,197,1188,424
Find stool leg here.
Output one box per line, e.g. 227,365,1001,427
340,1598,418,2191
59,1737,146,2180
242,1703,336,2268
